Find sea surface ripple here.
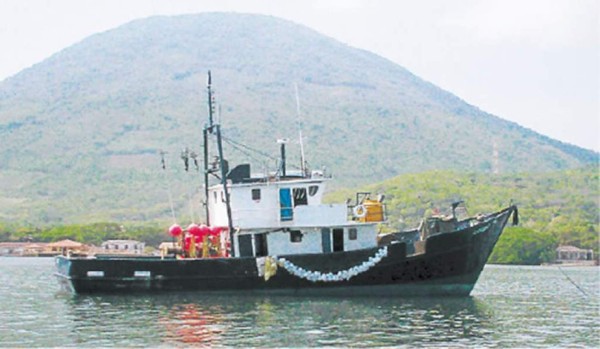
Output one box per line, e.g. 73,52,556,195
0,258,598,347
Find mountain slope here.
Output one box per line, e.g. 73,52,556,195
0,13,596,224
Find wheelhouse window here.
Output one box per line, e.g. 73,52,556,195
293,188,308,206
308,185,319,196
290,230,303,243
251,188,261,201
348,228,357,240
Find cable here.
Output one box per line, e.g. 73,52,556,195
221,133,304,172
558,266,589,298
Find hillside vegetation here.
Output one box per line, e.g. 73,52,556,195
327,167,599,264
0,13,596,225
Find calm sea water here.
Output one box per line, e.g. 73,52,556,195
0,257,598,348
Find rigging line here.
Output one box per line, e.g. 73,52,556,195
221,134,279,162
221,133,304,171
224,139,268,166
222,136,259,159
558,266,589,298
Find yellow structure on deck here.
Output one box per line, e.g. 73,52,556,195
357,199,385,222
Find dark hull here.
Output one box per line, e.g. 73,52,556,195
55,206,516,296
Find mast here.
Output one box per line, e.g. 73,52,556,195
203,128,209,225
204,71,235,256
203,72,213,226
207,71,215,127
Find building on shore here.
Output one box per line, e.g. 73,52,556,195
0,240,86,256
45,239,88,256
23,243,48,256
0,242,30,256
556,245,596,266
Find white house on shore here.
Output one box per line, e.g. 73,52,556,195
556,245,595,265
100,240,145,254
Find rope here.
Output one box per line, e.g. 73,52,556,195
221,133,304,172
558,266,589,298
221,134,278,162
223,137,270,167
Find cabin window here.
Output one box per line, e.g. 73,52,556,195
221,190,225,203
251,188,261,201
308,185,319,196
348,228,357,240
293,188,308,206
213,191,217,202
290,230,303,243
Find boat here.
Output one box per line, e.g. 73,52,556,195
55,72,518,296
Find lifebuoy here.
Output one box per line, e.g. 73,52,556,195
353,204,367,218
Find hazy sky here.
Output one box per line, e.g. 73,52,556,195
0,0,598,151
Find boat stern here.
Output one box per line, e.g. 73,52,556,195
54,255,76,293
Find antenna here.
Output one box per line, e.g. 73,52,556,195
294,83,307,176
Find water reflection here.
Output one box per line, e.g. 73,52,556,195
64,293,491,347
160,303,225,345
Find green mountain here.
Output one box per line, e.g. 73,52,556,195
0,13,596,224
